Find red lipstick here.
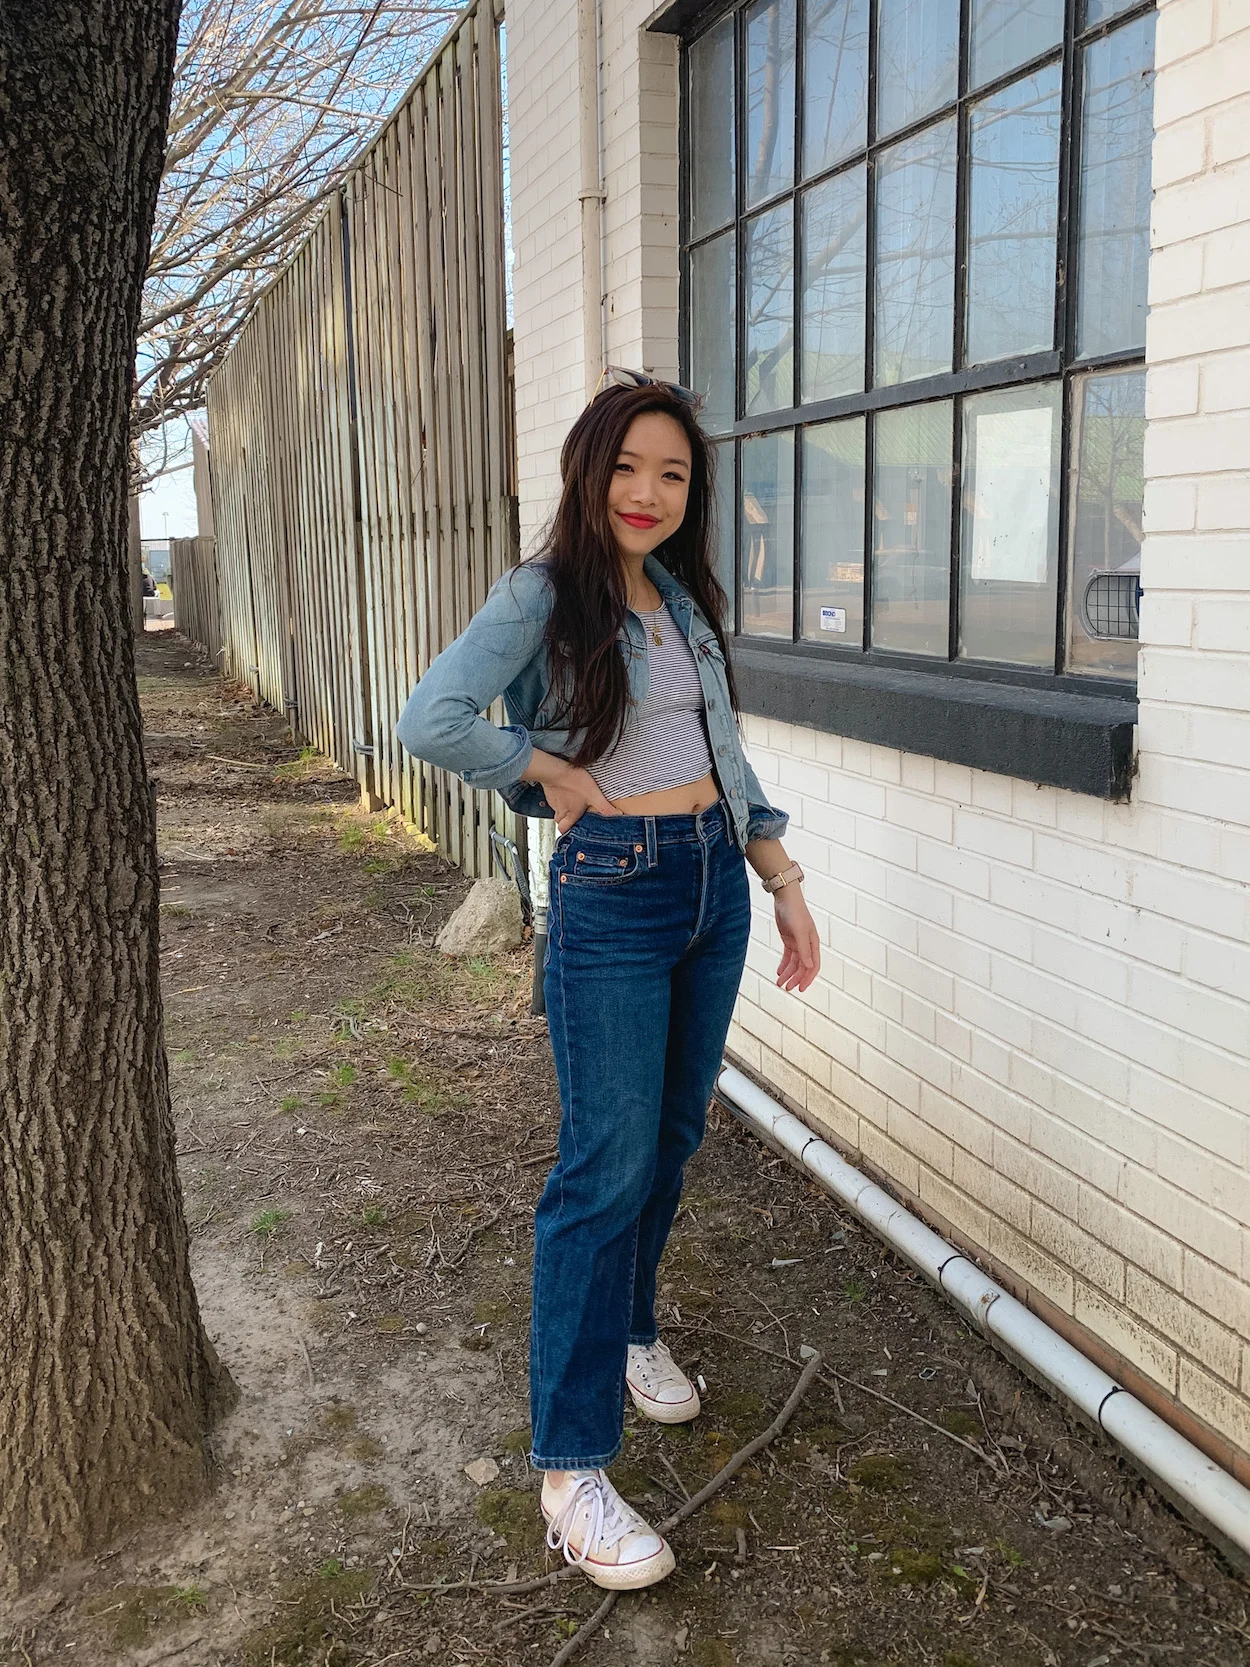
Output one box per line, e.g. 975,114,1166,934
618,513,659,528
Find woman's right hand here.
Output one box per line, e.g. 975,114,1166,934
545,766,620,834
520,753,620,833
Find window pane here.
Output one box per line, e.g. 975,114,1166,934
966,63,1061,366
802,165,867,401
1077,13,1156,358
970,0,1062,90
959,383,1061,665
872,401,953,656
875,119,956,386
746,203,795,414
801,417,866,644
1085,0,1139,25
877,0,959,138
741,431,796,637
1068,369,1145,679
711,440,737,610
803,0,869,175
747,0,797,207
690,231,736,433
690,16,736,239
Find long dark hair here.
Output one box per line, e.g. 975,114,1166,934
535,382,738,769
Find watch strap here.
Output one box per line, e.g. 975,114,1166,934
762,862,803,893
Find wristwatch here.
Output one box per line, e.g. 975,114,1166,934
761,862,804,894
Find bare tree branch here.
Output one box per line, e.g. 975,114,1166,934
135,0,459,441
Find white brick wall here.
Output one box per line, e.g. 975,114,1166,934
509,0,1250,1459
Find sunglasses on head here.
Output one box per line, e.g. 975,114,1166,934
593,365,705,411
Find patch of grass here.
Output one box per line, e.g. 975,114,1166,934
280,1094,303,1113
87,1585,201,1649
360,1203,387,1227
993,1536,1025,1568
337,822,368,853
329,1062,357,1088
241,1564,372,1666
472,1297,511,1325
337,1483,390,1518
315,1090,342,1111
849,1453,909,1492
350,1434,386,1461
320,1403,358,1435
841,1277,868,1303
171,1049,196,1066
887,1548,943,1584
250,1207,291,1239
374,1314,405,1334
476,1489,545,1555
938,1408,982,1441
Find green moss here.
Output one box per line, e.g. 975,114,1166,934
692,1642,735,1667
938,1408,982,1440
241,1565,373,1665
350,1434,385,1461
337,1483,390,1518
88,1584,203,1649
373,1314,405,1334
475,1489,545,1555
320,1403,358,1434
849,1453,909,1492
250,1207,291,1239
472,1298,512,1325
500,1426,531,1454
887,1548,943,1584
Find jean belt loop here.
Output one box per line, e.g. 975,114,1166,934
645,816,658,866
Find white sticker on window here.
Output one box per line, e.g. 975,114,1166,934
819,606,847,633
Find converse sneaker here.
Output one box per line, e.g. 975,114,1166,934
541,1469,675,1590
626,1338,701,1424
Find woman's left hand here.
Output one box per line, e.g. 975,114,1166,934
774,886,820,992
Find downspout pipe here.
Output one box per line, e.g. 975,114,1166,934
716,1064,1250,1569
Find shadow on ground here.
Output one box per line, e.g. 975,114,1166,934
2,630,1247,1667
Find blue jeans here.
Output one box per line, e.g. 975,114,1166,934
530,799,751,1470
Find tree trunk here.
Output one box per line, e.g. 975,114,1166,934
0,0,237,1594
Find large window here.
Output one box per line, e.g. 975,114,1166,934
683,0,1154,685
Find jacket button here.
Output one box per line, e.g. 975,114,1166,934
707,699,716,710
717,745,726,756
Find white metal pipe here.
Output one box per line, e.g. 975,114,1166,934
715,1064,1250,1564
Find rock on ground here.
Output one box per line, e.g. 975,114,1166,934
436,876,523,956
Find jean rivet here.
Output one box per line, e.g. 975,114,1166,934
559,874,567,883
619,858,627,866
576,852,584,861
634,843,642,852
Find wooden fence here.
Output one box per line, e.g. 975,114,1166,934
198,0,516,878
169,535,221,661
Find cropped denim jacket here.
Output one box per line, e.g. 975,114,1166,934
394,554,788,855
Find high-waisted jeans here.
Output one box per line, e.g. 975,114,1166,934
529,799,751,1470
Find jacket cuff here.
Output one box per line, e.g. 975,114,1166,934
745,800,790,844
458,726,534,792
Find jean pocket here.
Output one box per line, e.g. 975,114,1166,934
564,838,643,885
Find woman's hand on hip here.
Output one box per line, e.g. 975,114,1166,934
520,753,620,833
774,886,820,993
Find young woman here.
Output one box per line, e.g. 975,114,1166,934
396,371,820,1591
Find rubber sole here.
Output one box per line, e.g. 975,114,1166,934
626,1378,702,1424
540,1508,677,1589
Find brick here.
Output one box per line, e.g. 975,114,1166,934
1143,477,1198,532
1154,0,1215,64
955,808,1034,868
1210,93,1250,164
858,1122,920,1198
1205,218,1250,292
886,788,953,843
887,1102,955,1179
781,1023,833,1092
805,1080,861,1150
1121,1165,1242,1271
1182,1251,1250,1340
1144,414,1250,479
1032,1200,1126,1299
1144,235,1205,303
953,1149,1031,1234
1200,349,1250,412
1156,1132,1250,1227
1197,474,1250,530
1147,289,1250,361
1127,1067,1244,1163
1147,115,1208,191
1077,1185,1183,1289
989,1219,1075,1313
994,1135,1079,1220
919,1169,993,1250
1178,1359,1250,1451
1074,1284,1179,1394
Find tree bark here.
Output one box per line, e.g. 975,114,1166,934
0,0,237,1594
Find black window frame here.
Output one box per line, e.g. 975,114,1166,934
659,0,1154,797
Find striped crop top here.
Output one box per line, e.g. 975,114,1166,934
588,606,715,800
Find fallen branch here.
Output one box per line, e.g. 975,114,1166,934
680,1318,999,1473
544,1348,824,1667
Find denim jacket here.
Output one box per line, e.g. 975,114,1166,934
395,554,788,854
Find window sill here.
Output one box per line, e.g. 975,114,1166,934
733,643,1137,800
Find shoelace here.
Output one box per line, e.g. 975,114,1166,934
545,1471,637,1568
630,1340,678,1388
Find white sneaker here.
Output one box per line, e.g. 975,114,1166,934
541,1469,676,1590
626,1339,701,1424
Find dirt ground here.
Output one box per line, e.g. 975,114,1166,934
3,628,1249,1667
